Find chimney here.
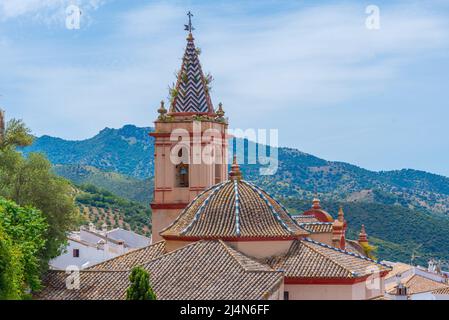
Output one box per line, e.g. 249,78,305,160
394,276,409,300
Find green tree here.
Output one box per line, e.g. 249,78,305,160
0,198,48,298
0,119,33,149
0,118,80,279
360,242,378,260
126,267,157,300
0,226,23,300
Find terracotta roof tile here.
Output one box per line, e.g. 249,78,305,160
268,239,390,279
384,262,414,280
36,240,283,300
388,274,449,295
345,239,366,256
292,215,320,224
432,286,449,295
35,270,130,300
297,222,333,233
142,240,283,300
87,241,166,270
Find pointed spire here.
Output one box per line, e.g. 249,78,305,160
170,12,214,115
337,206,345,222
359,224,368,244
229,155,242,181
332,206,347,250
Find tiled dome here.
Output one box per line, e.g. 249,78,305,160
303,198,334,222
160,159,309,240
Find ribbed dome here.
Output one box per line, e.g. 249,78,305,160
160,179,309,240
303,198,334,222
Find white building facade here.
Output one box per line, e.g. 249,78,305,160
50,224,151,270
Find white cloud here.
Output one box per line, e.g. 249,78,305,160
0,0,107,24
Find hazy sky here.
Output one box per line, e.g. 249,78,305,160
1,0,449,176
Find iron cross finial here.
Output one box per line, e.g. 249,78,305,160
184,11,195,33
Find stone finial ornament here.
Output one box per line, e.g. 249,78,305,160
158,101,167,120
215,102,226,122
359,224,368,243
229,155,242,181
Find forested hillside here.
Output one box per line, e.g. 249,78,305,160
75,184,151,237
284,199,449,265
54,164,152,205
22,125,449,214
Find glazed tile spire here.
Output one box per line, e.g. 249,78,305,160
170,13,214,114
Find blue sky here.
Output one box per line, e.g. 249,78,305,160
1,0,449,176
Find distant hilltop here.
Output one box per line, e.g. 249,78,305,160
22,124,449,216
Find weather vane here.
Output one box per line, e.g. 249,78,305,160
184,11,195,33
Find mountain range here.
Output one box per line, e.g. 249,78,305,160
21,124,449,264
23,124,449,215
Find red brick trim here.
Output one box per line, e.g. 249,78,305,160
189,187,207,191
285,277,368,285
150,132,228,139
151,203,190,210
167,112,216,117
285,270,389,285
162,235,303,241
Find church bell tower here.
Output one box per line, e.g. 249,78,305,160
150,13,229,242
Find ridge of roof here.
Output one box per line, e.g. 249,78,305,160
159,183,218,235
80,228,130,247
300,240,354,278
86,240,165,271
244,181,294,234
47,269,129,274
246,181,310,234
234,180,241,236
303,238,391,269
298,222,333,225
139,239,220,266
67,236,100,248
181,182,227,235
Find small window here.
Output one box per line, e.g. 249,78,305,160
283,291,289,300
175,163,189,188
73,249,80,258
